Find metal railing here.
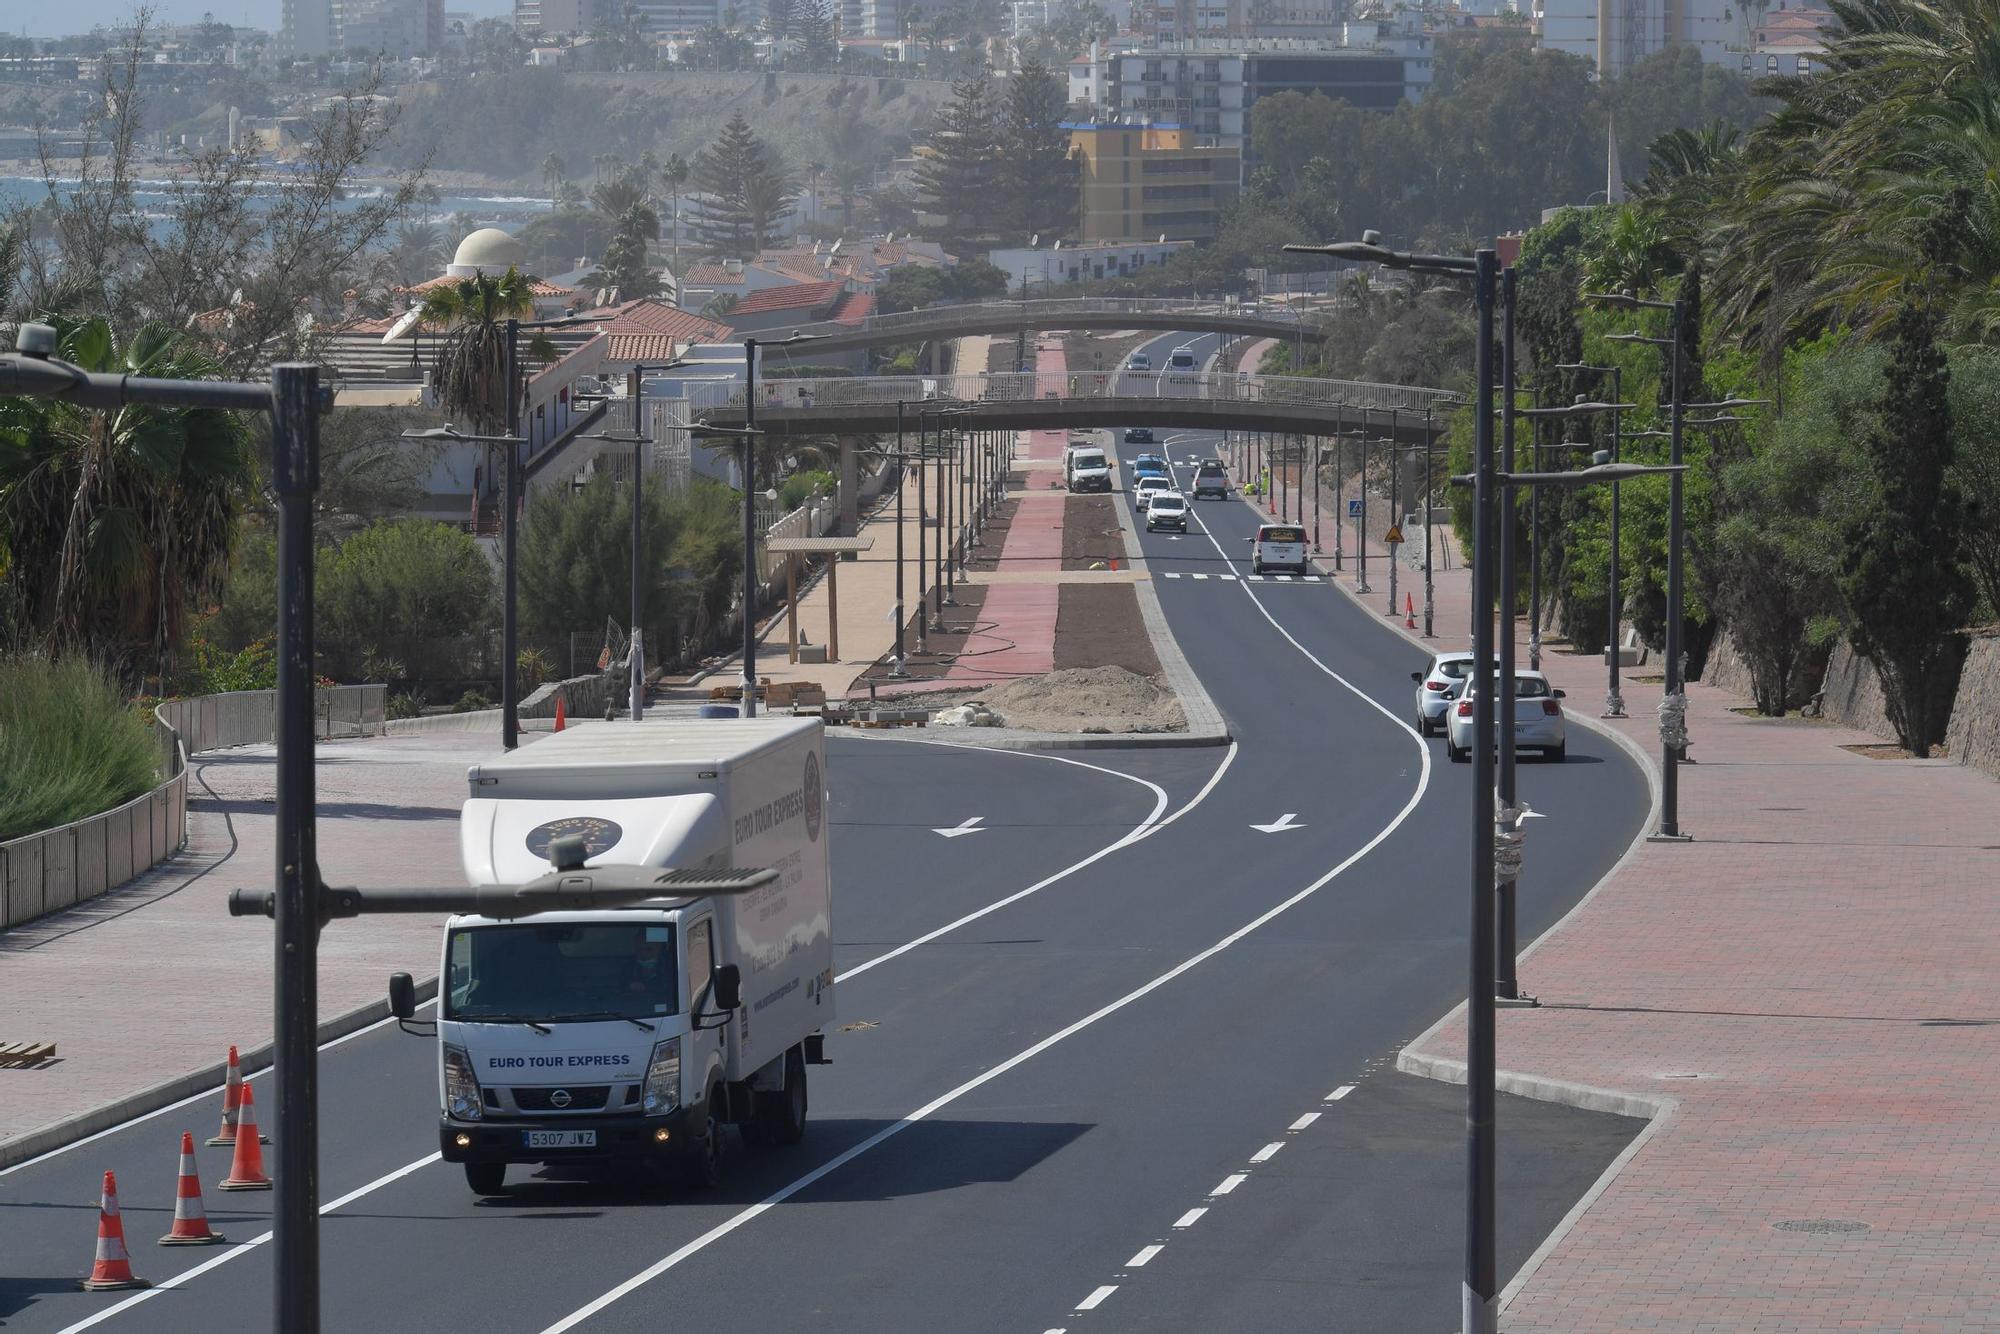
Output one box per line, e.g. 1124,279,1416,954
780,296,1315,343
734,369,1460,416
0,685,387,931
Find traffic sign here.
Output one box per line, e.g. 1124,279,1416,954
1384,525,1404,545
1346,499,1363,517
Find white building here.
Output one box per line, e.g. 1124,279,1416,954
1537,0,1752,75
990,240,1192,288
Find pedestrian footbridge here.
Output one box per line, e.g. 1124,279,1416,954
772,297,1328,356
693,368,1460,442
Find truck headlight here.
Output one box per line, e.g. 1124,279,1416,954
642,1038,681,1116
443,1044,482,1121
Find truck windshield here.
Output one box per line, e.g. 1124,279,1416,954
446,923,678,1022
1074,452,1105,469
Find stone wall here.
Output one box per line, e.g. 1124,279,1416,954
1818,641,1901,742
1702,631,1829,712
1945,629,2000,781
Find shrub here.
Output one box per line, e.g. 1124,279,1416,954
0,656,161,843
451,689,494,713
517,647,553,689
317,520,496,684
387,691,423,720
182,632,280,695
778,469,836,513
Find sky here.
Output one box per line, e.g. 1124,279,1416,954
11,2,513,39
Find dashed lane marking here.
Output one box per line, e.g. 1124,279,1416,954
1127,1245,1164,1268
1173,1208,1208,1229
1290,1112,1321,1131
1328,1084,1356,1101
1077,1286,1119,1312
1249,1142,1284,1163
1211,1173,1248,1197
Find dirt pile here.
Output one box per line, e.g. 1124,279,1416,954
973,666,1185,734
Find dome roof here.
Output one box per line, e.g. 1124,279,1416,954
451,227,525,271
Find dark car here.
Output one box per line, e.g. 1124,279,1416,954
1124,427,1155,444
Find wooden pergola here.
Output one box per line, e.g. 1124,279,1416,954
766,535,875,664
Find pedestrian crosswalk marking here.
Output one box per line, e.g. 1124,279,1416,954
1164,571,1322,585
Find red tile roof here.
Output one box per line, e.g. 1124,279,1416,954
577,298,734,343
727,280,843,317
606,333,690,363
681,262,744,285
827,291,875,326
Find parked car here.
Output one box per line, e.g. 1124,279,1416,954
1445,670,1568,763
1145,491,1189,532
1248,523,1309,576
1411,651,1477,736
1125,426,1155,444
1134,476,1176,511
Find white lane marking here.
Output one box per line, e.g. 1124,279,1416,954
931,815,985,838
1164,571,1182,579
1191,572,1207,580
0,997,437,1179
52,1152,441,1333
1173,1207,1208,1229
1290,1112,1321,1131
1077,1286,1119,1312
1250,812,1305,834
1127,1244,1164,1268
1328,1085,1355,1101
1210,1174,1247,1197
537,733,1422,1334
1249,1142,1284,1163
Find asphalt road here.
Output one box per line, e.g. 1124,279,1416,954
0,330,1651,1334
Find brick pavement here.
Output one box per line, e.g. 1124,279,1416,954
1308,483,2000,1331
0,735,492,1152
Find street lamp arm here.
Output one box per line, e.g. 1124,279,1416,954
1604,333,1672,347
1584,290,1673,312
1512,399,1639,418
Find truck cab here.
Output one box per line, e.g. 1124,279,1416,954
394,718,833,1196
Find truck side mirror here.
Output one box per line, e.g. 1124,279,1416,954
713,964,742,1012
388,972,416,1021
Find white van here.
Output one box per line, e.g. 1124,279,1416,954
1064,444,1111,492
1249,523,1310,576
1167,344,1198,373
391,718,834,1196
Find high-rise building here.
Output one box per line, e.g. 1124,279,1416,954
1537,0,1751,75
331,0,445,56
284,0,336,56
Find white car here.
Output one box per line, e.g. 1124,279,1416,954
1248,523,1309,576
1411,651,1478,736
1133,475,1175,511
1445,670,1568,763
1145,491,1189,532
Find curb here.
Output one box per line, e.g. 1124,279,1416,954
0,977,440,1174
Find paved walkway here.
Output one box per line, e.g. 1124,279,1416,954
0,735,493,1154
1305,492,2000,1330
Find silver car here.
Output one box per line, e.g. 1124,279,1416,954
1410,651,1477,736
1445,670,1568,763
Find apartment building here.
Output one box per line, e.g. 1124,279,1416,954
1067,122,1242,244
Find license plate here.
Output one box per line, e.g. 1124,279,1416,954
524,1129,596,1149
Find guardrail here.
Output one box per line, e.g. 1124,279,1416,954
740,370,1461,417
833,297,1313,337
0,685,386,931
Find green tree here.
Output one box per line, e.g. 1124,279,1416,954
913,74,998,250
690,113,797,259
0,316,254,682
316,520,497,683
1947,346,2000,617
518,475,744,663
796,0,837,69
590,207,664,299
660,151,691,271
1838,307,1973,754
996,56,1077,242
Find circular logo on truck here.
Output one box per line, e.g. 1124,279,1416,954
803,752,823,843
549,1089,573,1109
525,816,624,861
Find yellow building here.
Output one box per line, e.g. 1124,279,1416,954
1066,123,1243,244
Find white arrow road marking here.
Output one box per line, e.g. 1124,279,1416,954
1250,813,1305,833
933,815,985,838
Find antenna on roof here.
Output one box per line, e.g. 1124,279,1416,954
1030,233,1040,247
1159,233,1167,244
829,239,843,254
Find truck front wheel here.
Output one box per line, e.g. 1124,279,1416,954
464,1162,506,1196
682,1086,726,1189
752,1048,809,1147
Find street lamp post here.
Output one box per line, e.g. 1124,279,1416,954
1287,232,1502,1334
737,332,824,717
1423,406,1436,637
1356,432,1371,594
1555,362,1628,711
893,401,909,676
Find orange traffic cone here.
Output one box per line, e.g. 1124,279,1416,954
207,1047,267,1147
1109,556,1119,572
81,1170,149,1290
217,1084,272,1191
1405,593,1417,629
554,696,567,732
159,1132,226,1246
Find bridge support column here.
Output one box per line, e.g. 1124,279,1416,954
838,436,860,542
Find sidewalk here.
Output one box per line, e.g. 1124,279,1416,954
0,734,492,1162
1315,493,2000,1329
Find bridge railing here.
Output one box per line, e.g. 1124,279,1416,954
781,296,1314,342
735,370,1461,417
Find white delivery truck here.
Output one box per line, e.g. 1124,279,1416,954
1064,442,1112,492
388,718,834,1196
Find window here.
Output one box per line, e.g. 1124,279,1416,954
446,923,678,1021
686,918,713,1004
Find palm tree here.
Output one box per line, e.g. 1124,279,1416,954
661,153,691,272
419,268,542,435
541,152,567,196
390,222,444,287
0,316,254,681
